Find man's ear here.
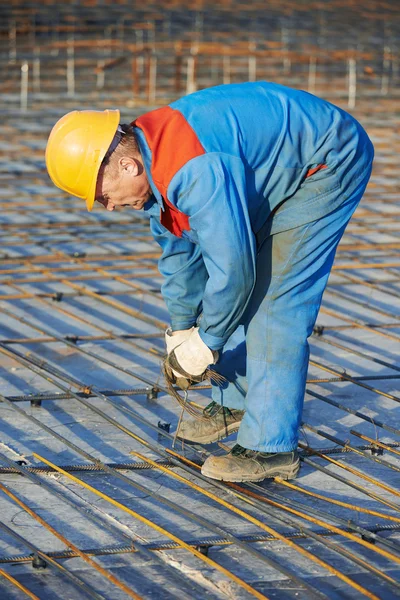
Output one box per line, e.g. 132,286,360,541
119,156,139,176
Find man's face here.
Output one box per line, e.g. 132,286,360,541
95,155,152,211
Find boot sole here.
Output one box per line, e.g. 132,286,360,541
176,422,241,445
202,459,300,482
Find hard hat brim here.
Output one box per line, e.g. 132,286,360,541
85,109,120,212
85,175,98,212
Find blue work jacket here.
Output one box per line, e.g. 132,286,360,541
134,82,372,350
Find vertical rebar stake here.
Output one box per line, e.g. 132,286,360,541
67,38,75,98
186,45,198,95
223,54,230,86
348,58,356,109
248,43,256,82
20,62,29,113
97,60,105,90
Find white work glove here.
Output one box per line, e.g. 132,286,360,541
165,327,194,354
164,328,219,390
174,328,217,377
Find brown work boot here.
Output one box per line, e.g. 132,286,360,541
201,443,300,482
176,401,244,444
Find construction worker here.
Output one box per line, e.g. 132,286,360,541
46,82,374,483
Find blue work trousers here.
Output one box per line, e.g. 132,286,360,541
211,166,373,452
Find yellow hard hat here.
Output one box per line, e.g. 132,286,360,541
45,109,120,211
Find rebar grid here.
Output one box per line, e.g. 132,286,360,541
0,3,400,600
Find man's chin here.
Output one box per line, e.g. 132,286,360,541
129,200,146,210
124,192,151,210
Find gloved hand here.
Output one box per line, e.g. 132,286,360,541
165,327,194,354
164,328,219,390
164,326,198,390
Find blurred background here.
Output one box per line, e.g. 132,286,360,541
1,0,399,111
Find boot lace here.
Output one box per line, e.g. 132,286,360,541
231,443,251,457
231,444,277,459
203,401,234,418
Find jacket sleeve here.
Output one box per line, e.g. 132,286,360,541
169,153,257,350
149,215,209,331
